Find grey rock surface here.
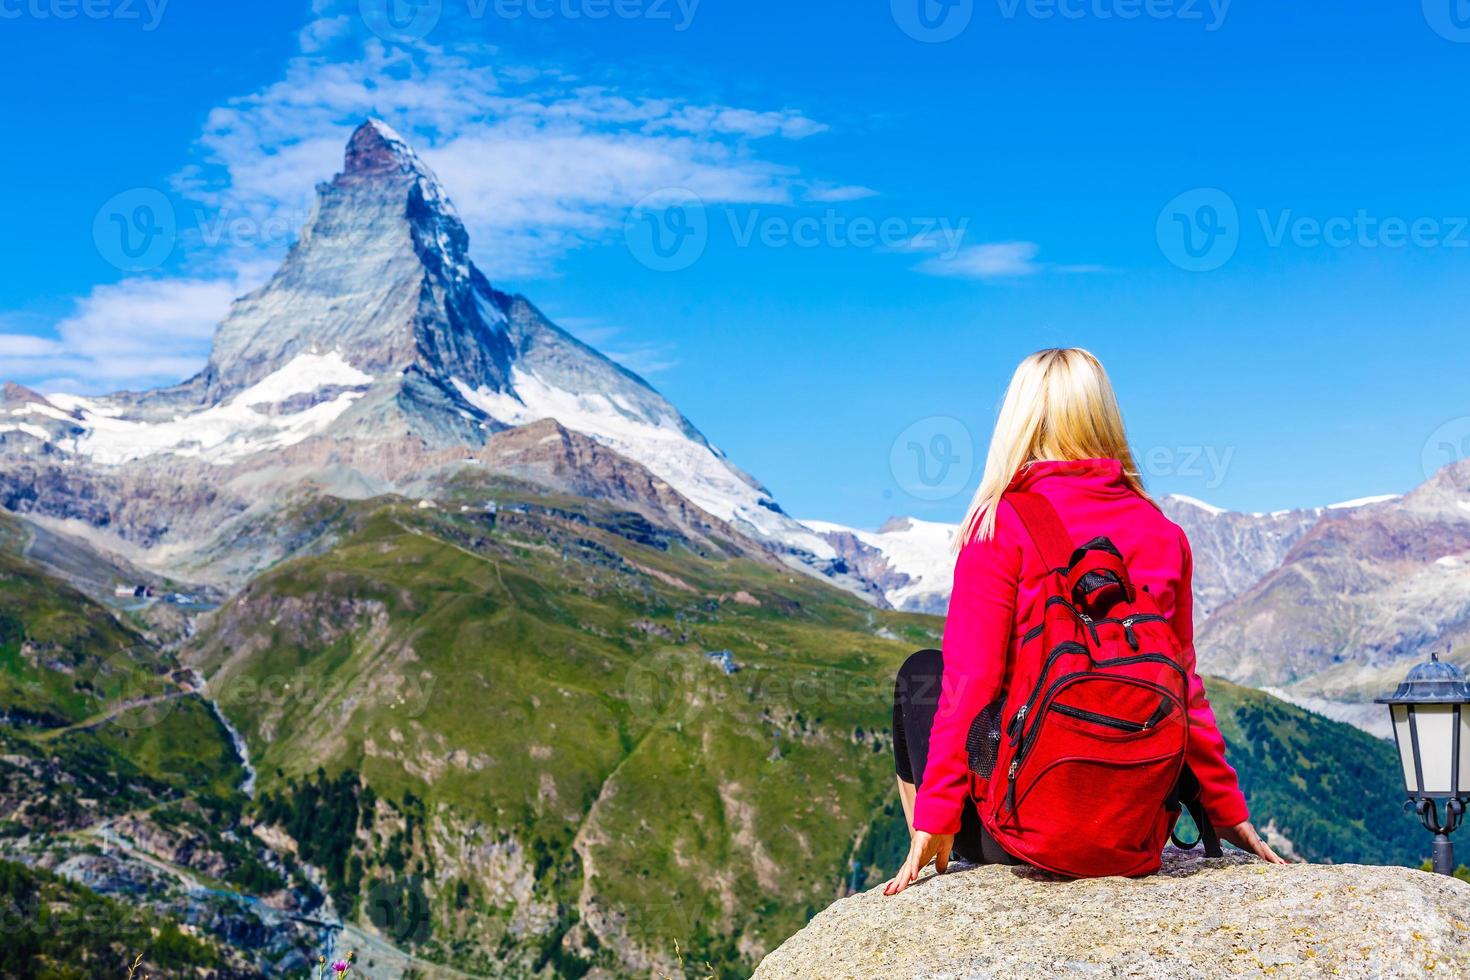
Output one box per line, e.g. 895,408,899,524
752,848,1470,979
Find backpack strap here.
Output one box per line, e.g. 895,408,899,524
1004,491,1075,574
1168,763,1224,858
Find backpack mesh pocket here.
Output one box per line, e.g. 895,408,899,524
966,698,1004,779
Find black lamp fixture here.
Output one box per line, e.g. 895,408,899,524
1377,651,1470,876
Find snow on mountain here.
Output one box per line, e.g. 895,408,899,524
9,120,845,578
453,367,831,557
1326,493,1401,510
48,352,373,465
1158,494,1324,620
801,516,958,614
1165,493,1227,517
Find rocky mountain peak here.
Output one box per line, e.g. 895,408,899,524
1,382,50,408
343,118,427,178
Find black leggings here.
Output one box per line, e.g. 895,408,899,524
893,649,1021,866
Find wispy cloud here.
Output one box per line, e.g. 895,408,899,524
2,9,843,393
0,268,271,394
178,31,834,279
915,241,1103,280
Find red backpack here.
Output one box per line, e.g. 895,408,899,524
967,491,1220,877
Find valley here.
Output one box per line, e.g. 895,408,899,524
0,119,1447,977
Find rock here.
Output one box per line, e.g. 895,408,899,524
752,848,1470,979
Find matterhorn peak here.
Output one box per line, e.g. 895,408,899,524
345,118,424,175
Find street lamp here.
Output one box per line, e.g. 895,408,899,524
1377,652,1470,876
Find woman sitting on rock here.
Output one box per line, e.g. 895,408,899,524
885,348,1285,894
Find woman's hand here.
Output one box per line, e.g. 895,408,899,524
883,831,954,895
1218,820,1288,864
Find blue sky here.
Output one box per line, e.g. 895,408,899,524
3,0,1469,528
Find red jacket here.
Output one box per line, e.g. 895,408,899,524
913,458,1251,836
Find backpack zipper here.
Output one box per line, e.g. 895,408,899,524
1008,615,1171,739
1052,698,1176,733
1007,641,1089,743
1003,659,1186,811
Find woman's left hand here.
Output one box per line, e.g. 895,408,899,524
883,831,954,895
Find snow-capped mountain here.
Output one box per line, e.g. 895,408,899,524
801,517,958,614
3,120,845,579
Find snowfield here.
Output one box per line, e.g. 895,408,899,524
47,351,373,465
453,368,837,559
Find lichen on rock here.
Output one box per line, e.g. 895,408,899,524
752,848,1470,979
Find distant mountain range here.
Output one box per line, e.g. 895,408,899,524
0,120,1440,976
807,484,1470,740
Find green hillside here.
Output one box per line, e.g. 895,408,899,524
189,488,934,976
1204,677,1422,865
181,484,1431,977
0,858,229,979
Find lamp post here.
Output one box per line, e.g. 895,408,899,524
1377,652,1470,876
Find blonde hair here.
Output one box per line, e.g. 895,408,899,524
956,348,1148,547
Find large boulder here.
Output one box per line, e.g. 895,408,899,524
753,849,1470,978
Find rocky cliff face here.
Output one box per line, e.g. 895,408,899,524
1158,495,1322,621
753,849,1470,979
1195,461,1470,725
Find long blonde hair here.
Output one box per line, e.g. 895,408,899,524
956,348,1148,546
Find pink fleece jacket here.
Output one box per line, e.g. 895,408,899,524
913,458,1251,836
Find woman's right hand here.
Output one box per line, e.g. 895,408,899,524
883,831,955,896
1218,820,1288,863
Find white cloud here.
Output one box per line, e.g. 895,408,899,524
177,34,832,278
2,8,850,394
0,270,267,393
916,241,1102,280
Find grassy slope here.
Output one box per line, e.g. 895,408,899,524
188,485,1431,977
0,539,168,728
0,515,244,815
191,491,933,976
1204,676,1422,865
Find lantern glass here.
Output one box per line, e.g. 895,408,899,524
1389,703,1470,797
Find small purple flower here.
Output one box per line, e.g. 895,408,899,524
332,961,350,975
